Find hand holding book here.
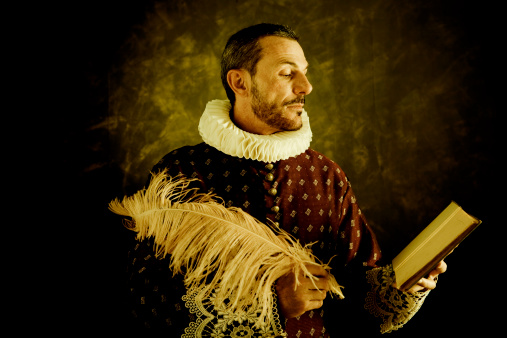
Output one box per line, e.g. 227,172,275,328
392,202,481,292
393,260,447,293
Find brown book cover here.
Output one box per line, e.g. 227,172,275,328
392,201,481,291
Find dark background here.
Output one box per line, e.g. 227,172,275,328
52,0,500,336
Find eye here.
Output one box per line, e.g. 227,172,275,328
280,73,293,78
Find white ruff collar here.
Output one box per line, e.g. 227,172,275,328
198,100,313,162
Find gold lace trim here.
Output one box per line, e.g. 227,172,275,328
365,265,429,334
182,285,286,338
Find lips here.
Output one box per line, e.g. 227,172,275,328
286,103,304,109
284,96,305,109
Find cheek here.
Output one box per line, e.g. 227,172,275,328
268,82,291,103
254,76,292,103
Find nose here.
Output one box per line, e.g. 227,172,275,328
294,73,313,96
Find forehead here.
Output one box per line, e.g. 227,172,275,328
257,36,308,69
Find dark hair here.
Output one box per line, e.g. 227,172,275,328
221,23,299,105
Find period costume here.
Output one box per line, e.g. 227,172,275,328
116,100,430,337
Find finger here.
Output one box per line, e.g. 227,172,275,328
305,276,330,293
428,260,447,279
305,264,329,278
301,299,325,312
308,299,324,310
306,286,328,299
301,265,330,292
309,289,328,301
417,277,437,290
292,277,328,294
436,260,447,273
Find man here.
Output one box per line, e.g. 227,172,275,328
123,23,446,337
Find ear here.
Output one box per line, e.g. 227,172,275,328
226,69,251,98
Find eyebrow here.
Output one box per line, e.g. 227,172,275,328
278,59,309,70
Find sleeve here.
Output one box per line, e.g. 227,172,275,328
364,264,430,334
364,265,429,333
326,173,430,335
125,237,190,335
325,263,430,336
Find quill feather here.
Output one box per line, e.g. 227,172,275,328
109,171,344,326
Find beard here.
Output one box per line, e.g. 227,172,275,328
250,81,304,132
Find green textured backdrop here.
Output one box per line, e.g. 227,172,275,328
106,0,496,256
64,0,500,335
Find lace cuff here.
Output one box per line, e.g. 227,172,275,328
364,265,430,334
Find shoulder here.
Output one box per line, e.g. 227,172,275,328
299,148,348,179
151,143,240,179
154,143,214,168
158,142,208,160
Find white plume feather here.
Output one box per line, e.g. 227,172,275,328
109,171,344,326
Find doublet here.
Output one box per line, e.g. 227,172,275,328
124,100,430,337
128,144,380,337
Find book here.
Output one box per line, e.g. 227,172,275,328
392,201,481,291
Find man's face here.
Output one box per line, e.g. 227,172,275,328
249,36,313,133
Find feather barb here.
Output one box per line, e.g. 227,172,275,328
109,171,344,327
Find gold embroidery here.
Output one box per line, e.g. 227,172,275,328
182,286,286,338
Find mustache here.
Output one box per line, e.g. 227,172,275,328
284,96,305,106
